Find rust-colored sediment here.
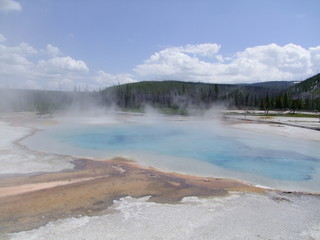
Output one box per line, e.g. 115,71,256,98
0,157,264,234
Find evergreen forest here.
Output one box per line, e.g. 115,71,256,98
1,73,320,115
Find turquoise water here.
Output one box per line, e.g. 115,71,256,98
53,122,320,182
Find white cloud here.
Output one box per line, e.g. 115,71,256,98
182,43,221,57
215,55,224,63
0,35,90,90
1,42,38,56
41,44,62,57
135,43,320,83
309,46,320,73
236,44,312,75
37,56,89,74
0,42,35,78
135,44,220,81
94,70,136,87
1,35,319,91
0,34,136,91
0,0,21,12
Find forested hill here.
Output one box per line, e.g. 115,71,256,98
100,80,295,110
287,73,320,99
271,73,320,111
2,74,320,114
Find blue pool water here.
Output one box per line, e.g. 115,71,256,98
52,122,320,182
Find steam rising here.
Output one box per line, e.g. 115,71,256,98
1,89,320,240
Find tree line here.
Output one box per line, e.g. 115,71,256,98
99,80,320,112
1,74,319,115
99,74,320,112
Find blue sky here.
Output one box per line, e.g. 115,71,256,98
0,0,319,90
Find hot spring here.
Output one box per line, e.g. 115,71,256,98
22,115,320,192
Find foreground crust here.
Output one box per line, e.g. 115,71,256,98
0,157,263,233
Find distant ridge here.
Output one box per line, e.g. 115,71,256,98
101,79,295,110
1,74,320,113
245,81,296,89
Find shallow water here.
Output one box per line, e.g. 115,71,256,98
0,121,74,174
22,117,320,192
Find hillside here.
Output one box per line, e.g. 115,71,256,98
100,80,291,110
2,75,320,114
272,73,320,111
247,81,296,89
287,73,320,99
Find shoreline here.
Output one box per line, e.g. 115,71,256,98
0,157,264,234
224,111,320,141
0,111,320,235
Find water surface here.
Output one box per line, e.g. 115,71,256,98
23,117,320,192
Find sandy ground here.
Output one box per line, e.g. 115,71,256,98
0,157,262,234
0,177,102,198
0,111,319,239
